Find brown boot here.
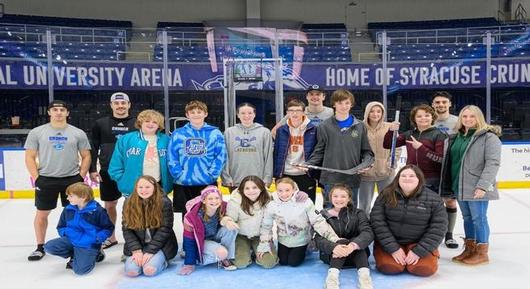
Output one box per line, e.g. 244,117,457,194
462,243,489,265
452,239,476,263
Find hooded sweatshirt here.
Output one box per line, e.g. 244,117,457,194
168,122,227,186
221,123,273,186
361,102,399,181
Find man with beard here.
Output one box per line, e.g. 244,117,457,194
89,92,136,249
432,91,458,135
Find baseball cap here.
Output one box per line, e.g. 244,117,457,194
110,92,130,102
47,100,69,111
306,84,325,94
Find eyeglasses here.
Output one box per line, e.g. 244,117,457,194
287,109,304,113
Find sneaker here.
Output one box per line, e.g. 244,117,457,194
101,239,118,249
445,238,459,249
219,259,237,271
27,249,45,261
66,258,73,270
96,249,105,262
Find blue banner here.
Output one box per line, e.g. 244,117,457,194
1,59,530,90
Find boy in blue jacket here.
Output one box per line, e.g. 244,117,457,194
44,182,114,275
168,100,227,214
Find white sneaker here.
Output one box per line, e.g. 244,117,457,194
358,267,374,289
325,268,340,289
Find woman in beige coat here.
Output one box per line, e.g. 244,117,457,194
359,102,398,214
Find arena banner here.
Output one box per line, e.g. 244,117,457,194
1,58,530,90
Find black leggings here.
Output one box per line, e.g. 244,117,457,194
329,239,369,269
277,243,307,267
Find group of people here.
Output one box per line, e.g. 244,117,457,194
23,87,501,289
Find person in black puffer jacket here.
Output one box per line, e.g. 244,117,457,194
314,184,374,289
122,175,178,277
370,164,447,277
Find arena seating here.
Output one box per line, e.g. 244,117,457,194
153,22,352,63
0,14,131,61
368,18,530,61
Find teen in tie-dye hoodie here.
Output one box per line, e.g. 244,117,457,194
167,100,227,213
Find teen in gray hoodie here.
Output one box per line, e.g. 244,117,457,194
221,103,274,189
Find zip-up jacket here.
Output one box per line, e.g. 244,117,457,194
122,196,178,260
370,186,447,258
441,129,501,200
108,130,173,196
273,122,317,178
57,200,114,250
182,195,228,265
314,206,373,265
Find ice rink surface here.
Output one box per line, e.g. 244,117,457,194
1,189,529,289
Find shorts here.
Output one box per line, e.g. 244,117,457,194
98,170,122,202
35,174,84,210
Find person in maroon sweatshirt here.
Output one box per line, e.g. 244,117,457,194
383,104,456,249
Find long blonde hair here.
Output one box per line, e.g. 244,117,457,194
123,175,164,230
454,105,501,136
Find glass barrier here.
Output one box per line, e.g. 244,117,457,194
1,23,529,143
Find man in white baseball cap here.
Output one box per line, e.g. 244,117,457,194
89,92,136,249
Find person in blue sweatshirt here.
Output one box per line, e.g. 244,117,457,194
168,100,227,214
44,182,114,275
108,109,173,197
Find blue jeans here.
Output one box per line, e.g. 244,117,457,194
44,237,99,275
458,200,490,243
202,227,238,265
124,250,168,277
323,184,359,209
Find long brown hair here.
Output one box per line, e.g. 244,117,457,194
123,175,164,230
237,175,271,216
380,165,425,208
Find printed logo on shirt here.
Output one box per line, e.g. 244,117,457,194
289,135,303,153
234,136,257,152
350,130,358,138
436,125,450,134
49,133,68,151
185,138,206,156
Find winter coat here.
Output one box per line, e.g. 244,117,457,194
222,123,274,186
314,207,373,265
273,121,317,178
182,195,227,265
383,126,446,182
370,186,448,258
108,130,173,196
441,129,501,201
257,192,339,252
361,102,399,181
122,196,178,260
168,123,226,186
222,189,268,238
57,200,114,250
306,116,374,187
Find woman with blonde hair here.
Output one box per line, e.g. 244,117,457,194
109,109,173,197
441,105,501,265
122,175,177,277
